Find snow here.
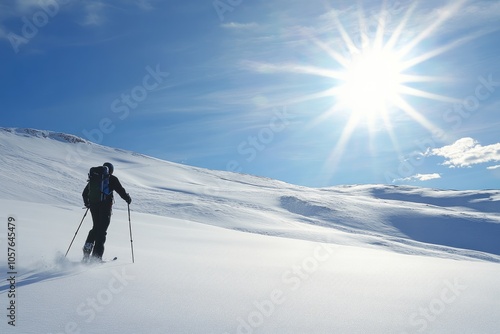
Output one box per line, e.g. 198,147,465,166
1,127,500,333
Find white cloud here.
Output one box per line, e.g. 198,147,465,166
399,173,442,182
221,22,259,30
430,137,500,168
487,165,500,170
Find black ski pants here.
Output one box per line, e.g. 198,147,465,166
85,201,112,258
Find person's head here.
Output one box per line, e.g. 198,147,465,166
103,162,114,175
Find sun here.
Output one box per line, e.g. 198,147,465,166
336,47,405,121
245,1,472,181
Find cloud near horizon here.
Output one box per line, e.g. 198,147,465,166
398,173,442,182
430,137,500,168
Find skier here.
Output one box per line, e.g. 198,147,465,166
82,162,131,261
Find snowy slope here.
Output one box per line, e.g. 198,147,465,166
1,127,500,334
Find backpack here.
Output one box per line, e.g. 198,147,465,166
87,166,111,204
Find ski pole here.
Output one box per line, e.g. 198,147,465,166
65,208,89,258
128,204,135,263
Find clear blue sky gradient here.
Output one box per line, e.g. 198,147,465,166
1,0,499,190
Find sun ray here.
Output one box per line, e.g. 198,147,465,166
399,74,453,83
381,109,404,157
384,2,418,51
310,35,351,68
373,1,388,49
392,95,443,135
244,61,344,79
401,31,491,70
333,11,360,56
321,113,361,183
355,1,370,49
303,104,340,132
282,87,343,108
398,0,468,59
398,86,461,103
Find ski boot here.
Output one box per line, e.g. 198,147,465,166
82,243,94,263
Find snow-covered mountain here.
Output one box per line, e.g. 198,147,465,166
1,127,499,334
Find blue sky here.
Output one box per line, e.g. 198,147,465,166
1,0,499,190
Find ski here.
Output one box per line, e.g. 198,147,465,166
82,256,117,264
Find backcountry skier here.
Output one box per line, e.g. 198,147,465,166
82,162,131,262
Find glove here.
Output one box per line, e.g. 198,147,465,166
125,193,132,205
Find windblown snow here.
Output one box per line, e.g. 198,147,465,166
1,127,499,334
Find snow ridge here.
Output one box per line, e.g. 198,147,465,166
0,127,88,144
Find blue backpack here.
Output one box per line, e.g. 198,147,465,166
87,166,111,204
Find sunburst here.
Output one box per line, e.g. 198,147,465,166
247,1,475,182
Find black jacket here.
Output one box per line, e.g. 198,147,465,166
82,174,129,206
